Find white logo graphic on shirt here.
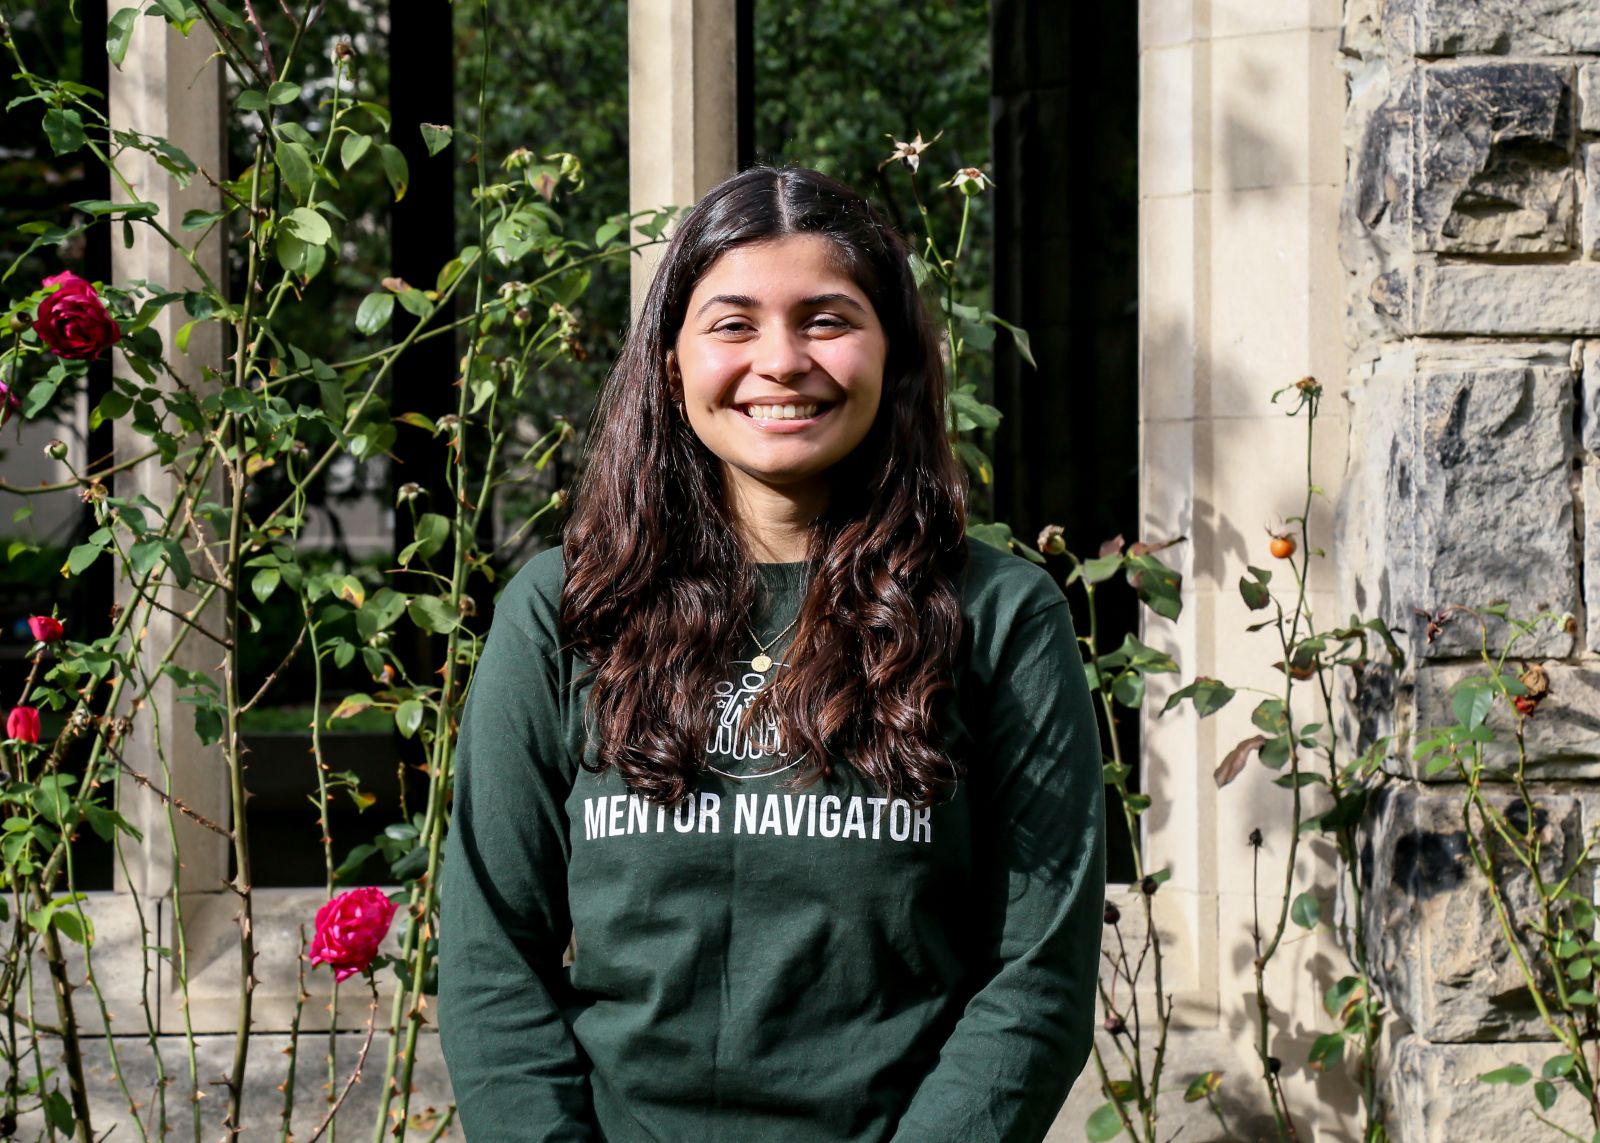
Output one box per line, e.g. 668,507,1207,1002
703,659,807,781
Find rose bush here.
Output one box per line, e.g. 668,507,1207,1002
308,887,401,983
34,270,121,360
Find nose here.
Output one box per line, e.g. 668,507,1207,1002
753,327,812,383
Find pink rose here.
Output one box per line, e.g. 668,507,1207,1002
6,707,41,745
308,887,399,982
27,616,64,644
35,271,121,361
0,378,18,428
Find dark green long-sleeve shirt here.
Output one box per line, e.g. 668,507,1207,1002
438,540,1106,1141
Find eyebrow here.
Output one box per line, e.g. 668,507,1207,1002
692,292,868,320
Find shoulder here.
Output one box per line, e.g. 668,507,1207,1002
490,544,568,649
959,537,1067,624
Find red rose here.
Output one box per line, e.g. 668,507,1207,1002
308,887,399,982
35,271,121,361
1514,695,1538,719
6,707,40,745
27,616,64,644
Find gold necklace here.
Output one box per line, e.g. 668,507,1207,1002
746,611,800,674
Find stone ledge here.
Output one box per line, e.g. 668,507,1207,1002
1408,662,1600,780
1413,263,1600,337
1364,783,1586,1042
1389,1036,1590,1143
1409,0,1600,56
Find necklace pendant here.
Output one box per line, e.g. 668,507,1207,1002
751,653,773,673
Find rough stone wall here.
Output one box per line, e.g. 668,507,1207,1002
1340,0,1600,1137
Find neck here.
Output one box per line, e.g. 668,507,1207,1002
723,468,825,564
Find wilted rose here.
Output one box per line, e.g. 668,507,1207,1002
26,616,63,644
6,707,40,745
308,887,399,982
36,271,122,361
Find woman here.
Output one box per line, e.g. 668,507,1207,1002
439,166,1105,1142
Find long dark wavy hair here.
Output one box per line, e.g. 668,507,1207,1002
560,166,968,806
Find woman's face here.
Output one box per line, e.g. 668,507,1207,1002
671,234,887,509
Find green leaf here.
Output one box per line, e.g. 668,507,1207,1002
1308,1031,1345,1071
251,567,281,604
1070,553,1123,587
1182,1071,1222,1103
1534,1079,1558,1111
328,693,375,723
1112,671,1146,709
63,543,102,577
408,595,458,634
1252,699,1289,734
73,197,158,219
1085,1103,1124,1142
181,207,229,231
43,1089,74,1135
355,291,395,335
1570,957,1593,981
43,108,86,156
1239,572,1271,611
379,143,410,200
267,81,302,106
341,132,373,170
1291,891,1321,930
1452,677,1495,731
1478,1064,1532,1085
1161,677,1235,718
107,7,139,66
281,206,332,247
1544,1054,1578,1079
275,140,316,203
235,89,269,113
395,699,425,739
419,122,454,156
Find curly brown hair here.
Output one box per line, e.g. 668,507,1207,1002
560,166,968,806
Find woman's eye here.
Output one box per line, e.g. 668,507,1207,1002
712,320,754,335
808,317,849,334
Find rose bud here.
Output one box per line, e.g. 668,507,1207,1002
307,887,399,982
27,616,64,644
1140,875,1159,896
1249,828,1264,848
1103,903,1121,926
35,271,122,361
1037,524,1066,557
44,439,67,460
1102,1014,1126,1035
6,707,41,745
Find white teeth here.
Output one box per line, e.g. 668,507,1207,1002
746,403,820,421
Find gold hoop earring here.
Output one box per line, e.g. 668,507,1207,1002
673,398,687,423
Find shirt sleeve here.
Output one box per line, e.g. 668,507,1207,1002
889,595,1107,1143
438,561,598,1141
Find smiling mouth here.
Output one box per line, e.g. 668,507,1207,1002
738,402,832,422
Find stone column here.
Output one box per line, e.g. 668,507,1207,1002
627,0,738,311
1341,2,1600,1138
107,20,229,903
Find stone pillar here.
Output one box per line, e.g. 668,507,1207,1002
1339,0,1600,1137
627,0,738,310
1091,0,1356,1138
107,20,228,902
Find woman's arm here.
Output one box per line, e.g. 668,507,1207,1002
438,558,597,1141
890,594,1107,1143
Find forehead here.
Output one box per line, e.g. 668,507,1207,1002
687,234,861,304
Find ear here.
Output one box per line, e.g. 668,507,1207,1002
664,350,682,400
